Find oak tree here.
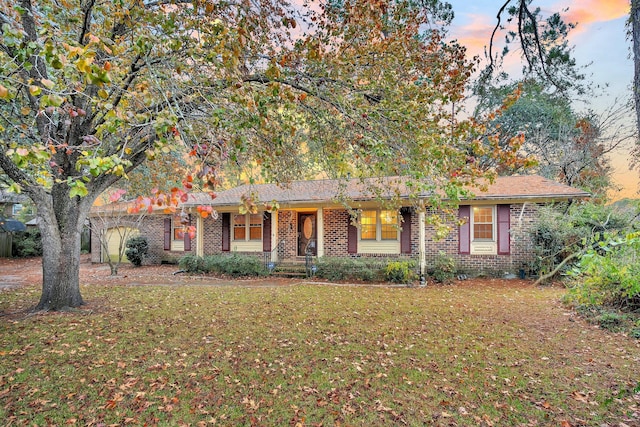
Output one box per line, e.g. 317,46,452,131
1,0,513,310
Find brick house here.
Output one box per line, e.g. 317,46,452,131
90,175,589,275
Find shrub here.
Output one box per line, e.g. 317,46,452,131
179,254,267,277
179,254,206,273
12,228,42,257
597,312,624,331
315,257,390,282
432,251,456,284
385,261,417,283
125,236,149,267
566,232,640,313
530,203,633,279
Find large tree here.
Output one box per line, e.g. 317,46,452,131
0,0,515,310
488,1,640,170
475,79,634,200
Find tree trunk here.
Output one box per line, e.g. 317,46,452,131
34,192,89,311
633,0,640,134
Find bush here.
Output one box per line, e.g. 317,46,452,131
179,254,206,273
315,257,390,282
530,203,632,279
431,251,456,284
566,232,640,312
12,228,42,257
179,254,267,277
597,312,624,331
385,261,417,283
125,236,149,267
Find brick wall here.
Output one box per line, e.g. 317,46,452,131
202,215,223,256
91,203,541,274
277,210,298,259
424,203,539,275
322,209,350,257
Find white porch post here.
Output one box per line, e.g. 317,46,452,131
271,211,278,262
419,211,426,276
317,208,324,257
196,215,204,257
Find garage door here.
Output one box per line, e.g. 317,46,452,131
102,227,139,263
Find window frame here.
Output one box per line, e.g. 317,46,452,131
359,209,399,242
232,213,263,242
471,206,495,242
469,205,497,255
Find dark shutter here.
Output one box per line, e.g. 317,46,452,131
184,214,192,251
163,217,171,251
347,214,358,254
400,208,412,254
222,213,230,252
263,212,272,252
458,205,470,255
497,204,510,255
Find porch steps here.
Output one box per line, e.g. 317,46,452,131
271,260,310,278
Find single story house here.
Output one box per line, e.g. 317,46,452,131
90,175,589,275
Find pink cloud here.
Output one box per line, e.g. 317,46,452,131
558,0,629,25
449,13,496,59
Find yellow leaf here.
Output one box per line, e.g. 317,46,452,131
0,84,8,99
41,78,55,89
29,85,41,96
98,89,109,99
21,106,31,115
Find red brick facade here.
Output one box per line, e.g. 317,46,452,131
91,203,540,275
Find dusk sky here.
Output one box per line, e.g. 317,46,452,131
446,0,637,199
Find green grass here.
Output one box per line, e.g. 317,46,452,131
1,282,639,426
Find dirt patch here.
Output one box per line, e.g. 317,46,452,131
0,255,305,288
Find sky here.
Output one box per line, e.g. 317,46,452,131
446,0,637,200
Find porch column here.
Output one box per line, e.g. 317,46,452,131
271,211,278,262
419,210,426,276
196,215,204,257
317,208,324,257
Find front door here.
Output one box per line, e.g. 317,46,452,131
298,212,317,256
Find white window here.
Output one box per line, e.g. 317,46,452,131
471,206,497,254
360,210,399,241
233,214,262,241
12,204,22,216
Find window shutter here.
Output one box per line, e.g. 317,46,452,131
400,208,412,254
222,213,230,252
458,205,470,255
347,215,358,254
263,212,272,252
497,204,510,255
163,217,171,251
184,214,192,251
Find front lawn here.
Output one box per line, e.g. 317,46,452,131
1,281,638,426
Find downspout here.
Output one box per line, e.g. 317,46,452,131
518,202,527,225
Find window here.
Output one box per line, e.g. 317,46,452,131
472,207,494,241
172,214,188,241
360,210,398,241
12,204,22,216
460,205,509,256
233,214,262,241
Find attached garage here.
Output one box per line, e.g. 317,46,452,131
102,227,139,263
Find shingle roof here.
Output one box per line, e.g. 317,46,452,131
183,175,590,207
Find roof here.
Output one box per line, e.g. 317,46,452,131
183,175,590,207
0,190,28,204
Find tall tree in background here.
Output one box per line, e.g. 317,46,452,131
488,1,639,174
475,79,632,200
0,0,517,310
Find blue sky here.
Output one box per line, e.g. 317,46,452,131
446,0,637,198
